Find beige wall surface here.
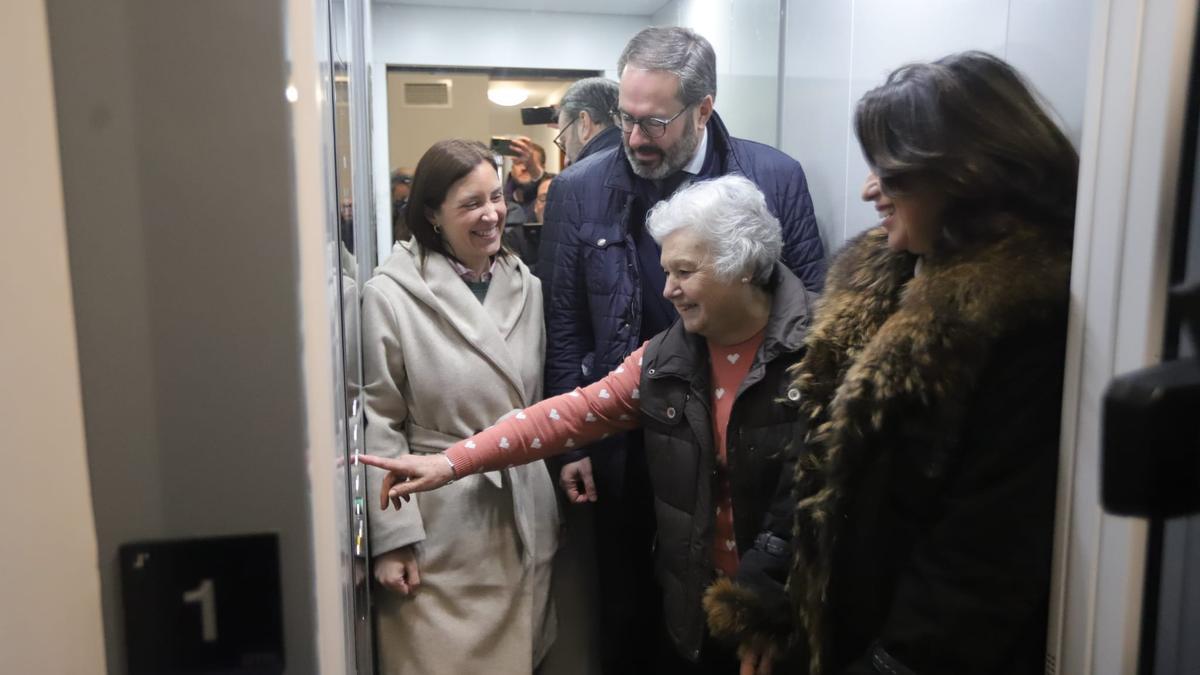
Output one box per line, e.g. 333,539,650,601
388,72,572,176
388,72,491,170
0,0,107,672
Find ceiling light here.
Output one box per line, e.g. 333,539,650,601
488,86,528,107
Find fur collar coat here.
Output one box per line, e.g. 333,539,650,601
707,220,1072,675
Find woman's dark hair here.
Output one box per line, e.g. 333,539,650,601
855,51,1079,249
406,139,505,262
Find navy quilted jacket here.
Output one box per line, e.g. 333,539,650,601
535,112,825,475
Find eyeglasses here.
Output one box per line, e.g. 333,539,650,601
615,105,691,139
553,116,577,157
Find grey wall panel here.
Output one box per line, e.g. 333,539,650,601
781,0,1094,251
779,0,853,255
45,0,321,672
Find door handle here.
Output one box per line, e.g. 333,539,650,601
1102,281,1200,518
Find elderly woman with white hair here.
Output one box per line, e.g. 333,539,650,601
361,174,812,673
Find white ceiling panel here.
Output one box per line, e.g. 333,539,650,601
372,0,669,17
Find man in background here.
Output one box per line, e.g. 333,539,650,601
534,175,554,224
505,140,549,214
390,168,412,242
554,77,621,167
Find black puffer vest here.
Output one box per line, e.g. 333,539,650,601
638,263,812,660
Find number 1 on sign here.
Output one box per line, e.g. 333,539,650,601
182,578,218,643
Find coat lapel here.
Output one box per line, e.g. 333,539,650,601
480,256,528,343
420,251,529,403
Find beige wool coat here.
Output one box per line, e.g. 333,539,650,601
362,240,560,675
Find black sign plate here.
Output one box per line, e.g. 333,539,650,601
119,533,284,674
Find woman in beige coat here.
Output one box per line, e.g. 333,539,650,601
361,139,560,674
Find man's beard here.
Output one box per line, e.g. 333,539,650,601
624,120,700,180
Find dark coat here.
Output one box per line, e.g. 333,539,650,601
639,263,813,661
502,202,542,274
574,124,622,164
706,221,1072,675
536,111,826,488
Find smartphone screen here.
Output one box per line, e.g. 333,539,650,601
520,106,558,125
490,137,519,157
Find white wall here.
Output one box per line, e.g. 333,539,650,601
781,0,1094,252
653,0,781,146
0,1,106,672
368,2,647,262
370,3,644,75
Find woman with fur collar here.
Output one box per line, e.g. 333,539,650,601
705,51,1079,675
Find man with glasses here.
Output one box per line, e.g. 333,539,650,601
536,25,826,674
553,77,621,167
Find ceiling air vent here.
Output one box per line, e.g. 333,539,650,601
402,81,451,107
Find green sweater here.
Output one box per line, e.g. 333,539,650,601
464,278,490,303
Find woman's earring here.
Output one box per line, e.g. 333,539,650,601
432,222,442,234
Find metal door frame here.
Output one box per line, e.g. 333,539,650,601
1048,1,1198,673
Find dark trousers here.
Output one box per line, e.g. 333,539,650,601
593,435,663,675
655,630,741,675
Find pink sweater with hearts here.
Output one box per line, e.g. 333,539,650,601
446,329,765,577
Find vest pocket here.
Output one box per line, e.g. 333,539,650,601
640,388,688,428
642,389,696,513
